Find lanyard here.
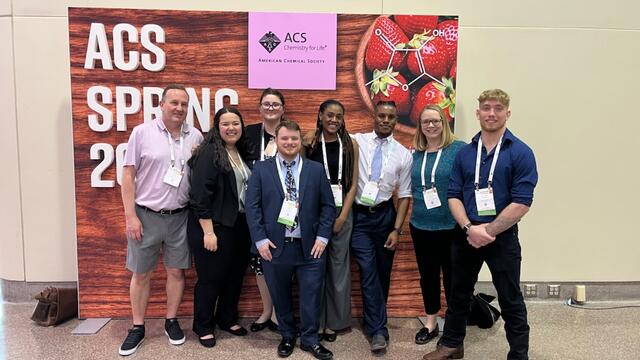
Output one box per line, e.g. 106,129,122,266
166,125,185,169
475,135,503,189
227,150,249,186
275,155,303,200
367,135,392,183
421,149,442,190
321,133,342,185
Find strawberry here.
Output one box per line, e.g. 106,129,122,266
449,59,457,80
365,17,409,71
369,69,410,116
409,78,456,124
394,15,439,38
406,32,451,80
435,19,459,62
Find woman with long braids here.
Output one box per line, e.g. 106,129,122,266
188,107,253,347
305,99,359,342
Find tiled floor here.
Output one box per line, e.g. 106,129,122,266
1,301,639,359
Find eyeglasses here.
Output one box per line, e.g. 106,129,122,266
261,102,283,110
421,119,442,125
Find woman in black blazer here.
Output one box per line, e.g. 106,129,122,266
188,107,252,348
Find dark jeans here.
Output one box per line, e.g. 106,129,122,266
410,224,463,315
351,202,396,338
441,225,529,360
188,212,251,336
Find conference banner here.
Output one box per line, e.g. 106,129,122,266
69,7,459,318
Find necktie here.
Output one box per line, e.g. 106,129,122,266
371,138,384,181
284,161,298,230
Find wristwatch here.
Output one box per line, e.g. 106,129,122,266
463,223,472,233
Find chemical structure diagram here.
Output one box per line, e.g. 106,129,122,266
365,28,446,91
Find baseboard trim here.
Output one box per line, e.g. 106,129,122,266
475,281,640,301
2,279,639,303
1,279,77,302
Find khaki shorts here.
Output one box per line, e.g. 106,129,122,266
126,205,190,274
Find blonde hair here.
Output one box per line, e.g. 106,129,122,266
478,89,510,107
413,104,455,151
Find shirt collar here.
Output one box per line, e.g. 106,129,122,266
155,117,190,134
471,128,514,145
371,131,393,144
277,153,300,167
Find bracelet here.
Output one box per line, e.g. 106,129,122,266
205,231,214,235
393,227,402,235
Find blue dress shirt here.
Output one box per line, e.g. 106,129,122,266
448,129,538,224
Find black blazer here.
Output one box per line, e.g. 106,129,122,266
244,123,263,162
189,145,252,227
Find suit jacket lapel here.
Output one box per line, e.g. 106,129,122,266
268,158,285,200
298,160,308,203
227,170,238,202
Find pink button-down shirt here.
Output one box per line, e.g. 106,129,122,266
123,118,203,211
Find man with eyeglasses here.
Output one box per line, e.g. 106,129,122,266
423,89,538,360
351,100,412,354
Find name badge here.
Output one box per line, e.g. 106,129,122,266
163,166,183,188
360,181,379,206
331,184,343,207
475,188,496,216
422,188,441,209
277,199,298,226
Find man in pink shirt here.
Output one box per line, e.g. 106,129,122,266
118,84,203,356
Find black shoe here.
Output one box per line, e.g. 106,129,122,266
321,331,337,342
198,335,216,348
164,318,186,345
269,320,280,332
221,325,248,336
415,324,439,345
277,337,296,357
300,343,333,360
119,325,145,356
250,319,277,332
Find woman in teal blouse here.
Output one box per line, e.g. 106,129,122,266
410,104,465,345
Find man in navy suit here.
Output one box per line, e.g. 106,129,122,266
246,120,336,360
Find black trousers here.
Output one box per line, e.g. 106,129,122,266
187,211,251,336
409,224,463,315
440,225,529,360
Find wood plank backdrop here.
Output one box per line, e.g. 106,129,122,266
69,8,450,319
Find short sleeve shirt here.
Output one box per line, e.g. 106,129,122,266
123,118,204,211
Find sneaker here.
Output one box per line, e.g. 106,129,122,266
164,318,186,345
119,325,145,356
370,333,388,353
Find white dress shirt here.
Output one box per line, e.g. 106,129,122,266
354,131,413,205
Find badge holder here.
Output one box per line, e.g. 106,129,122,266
360,181,379,206
163,166,183,188
422,186,441,209
277,199,298,226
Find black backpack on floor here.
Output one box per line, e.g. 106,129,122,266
467,293,501,329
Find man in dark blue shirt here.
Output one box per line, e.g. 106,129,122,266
423,89,538,360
